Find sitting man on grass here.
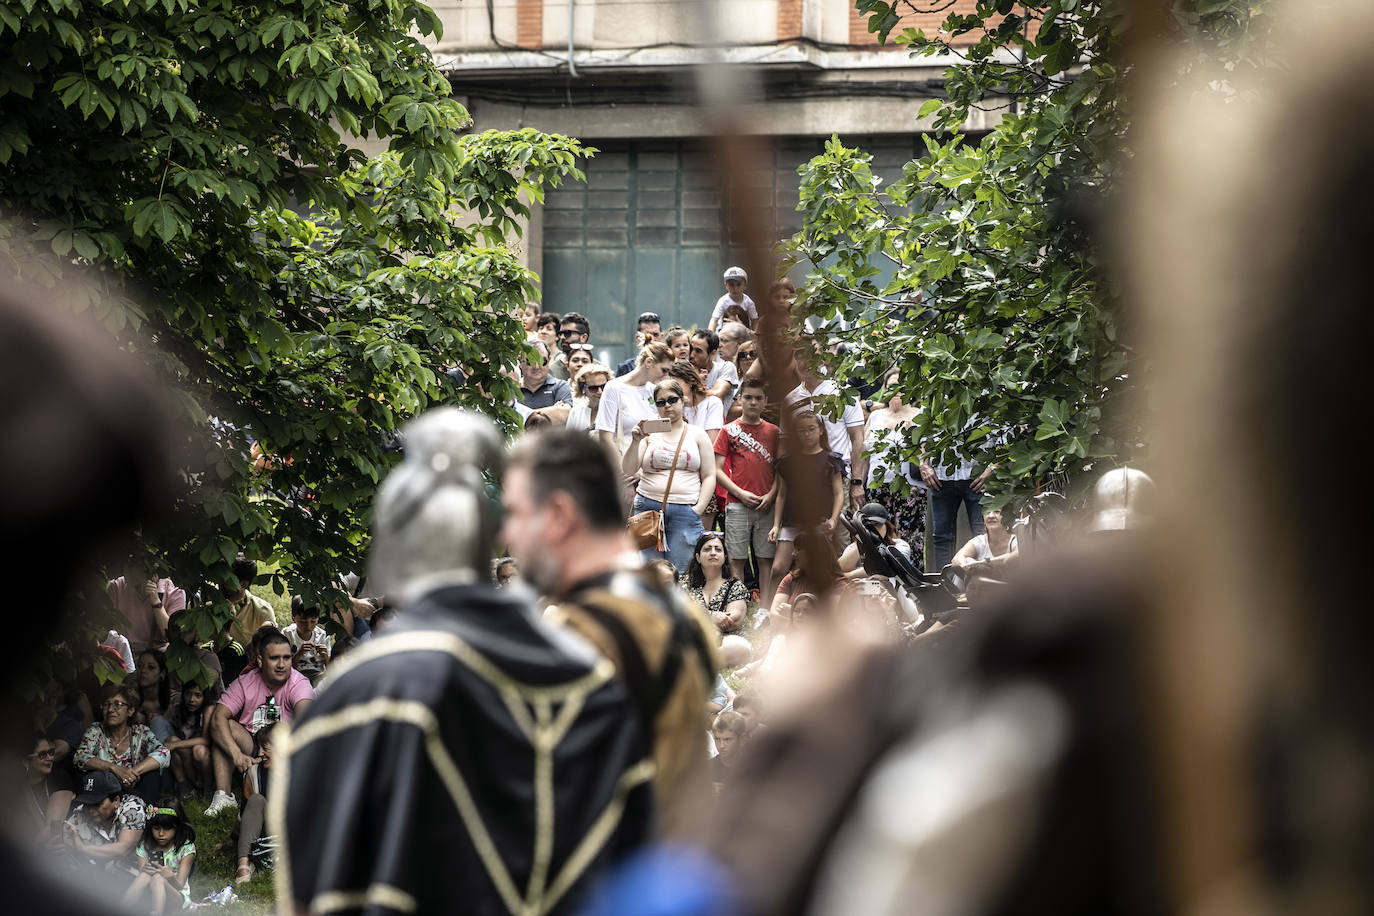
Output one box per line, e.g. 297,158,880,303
204,627,313,817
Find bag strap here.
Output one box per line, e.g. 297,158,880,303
659,426,689,514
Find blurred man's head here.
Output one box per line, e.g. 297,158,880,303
503,430,626,595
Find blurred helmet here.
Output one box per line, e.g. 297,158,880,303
1087,467,1156,532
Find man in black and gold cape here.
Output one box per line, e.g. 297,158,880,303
274,410,654,916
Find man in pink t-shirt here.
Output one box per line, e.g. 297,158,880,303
714,377,781,602
204,629,314,816
107,574,187,650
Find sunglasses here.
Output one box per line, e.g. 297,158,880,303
584,383,606,393
102,701,130,710
29,748,56,760
738,351,758,360
568,343,594,352
558,329,583,338
654,395,682,408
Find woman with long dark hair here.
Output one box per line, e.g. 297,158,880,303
134,649,173,743
683,532,749,634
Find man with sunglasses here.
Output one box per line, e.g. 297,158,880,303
518,338,573,411
550,311,591,380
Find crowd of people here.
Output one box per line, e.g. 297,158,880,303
509,264,1018,615
13,263,1020,910
16,552,400,904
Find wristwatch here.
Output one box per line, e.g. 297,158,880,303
849,478,864,488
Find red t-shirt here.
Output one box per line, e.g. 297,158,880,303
714,419,780,505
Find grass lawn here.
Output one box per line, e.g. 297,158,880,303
183,801,275,912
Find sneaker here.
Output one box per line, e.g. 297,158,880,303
205,790,237,817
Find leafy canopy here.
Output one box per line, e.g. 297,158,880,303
784,0,1272,506
1,0,589,684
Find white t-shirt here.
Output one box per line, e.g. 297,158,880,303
711,293,758,325
705,358,739,411
566,398,592,431
283,623,331,651
963,533,1017,561
784,381,865,468
594,379,656,447
684,396,724,433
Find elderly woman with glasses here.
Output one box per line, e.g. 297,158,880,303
622,377,717,570
74,684,169,803
567,362,612,433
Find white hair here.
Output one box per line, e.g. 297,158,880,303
719,321,753,345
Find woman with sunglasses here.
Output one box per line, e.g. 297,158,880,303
665,360,724,529
74,684,170,803
622,378,717,570
567,362,612,433
23,733,75,843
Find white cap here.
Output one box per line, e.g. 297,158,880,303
723,266,747,281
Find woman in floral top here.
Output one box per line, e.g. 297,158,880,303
681,532,750,634
75,684,170,803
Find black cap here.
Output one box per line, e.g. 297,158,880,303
75,770,122,804
859,502,891,524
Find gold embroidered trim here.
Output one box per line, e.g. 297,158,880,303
276,631,641,916
313,884,418,913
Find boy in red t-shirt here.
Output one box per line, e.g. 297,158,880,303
714,377,781,604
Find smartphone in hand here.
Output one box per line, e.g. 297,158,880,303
642,418,672,434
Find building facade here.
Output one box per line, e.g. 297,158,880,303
426,0,994,362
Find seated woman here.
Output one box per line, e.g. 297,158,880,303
74,685,170,804
22,733,76,845
134,649,174,744
234,722,277,884
63,770,146,875
681,532,749,635
950,507,1018,594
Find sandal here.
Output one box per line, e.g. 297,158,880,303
235,863,255,884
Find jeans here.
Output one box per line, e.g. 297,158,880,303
634,496,703,574
929,478,985,572
239,793,268,858
149,715,173,744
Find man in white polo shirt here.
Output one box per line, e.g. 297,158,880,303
784,357,867,549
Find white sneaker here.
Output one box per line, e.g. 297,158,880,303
205,790,237,817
